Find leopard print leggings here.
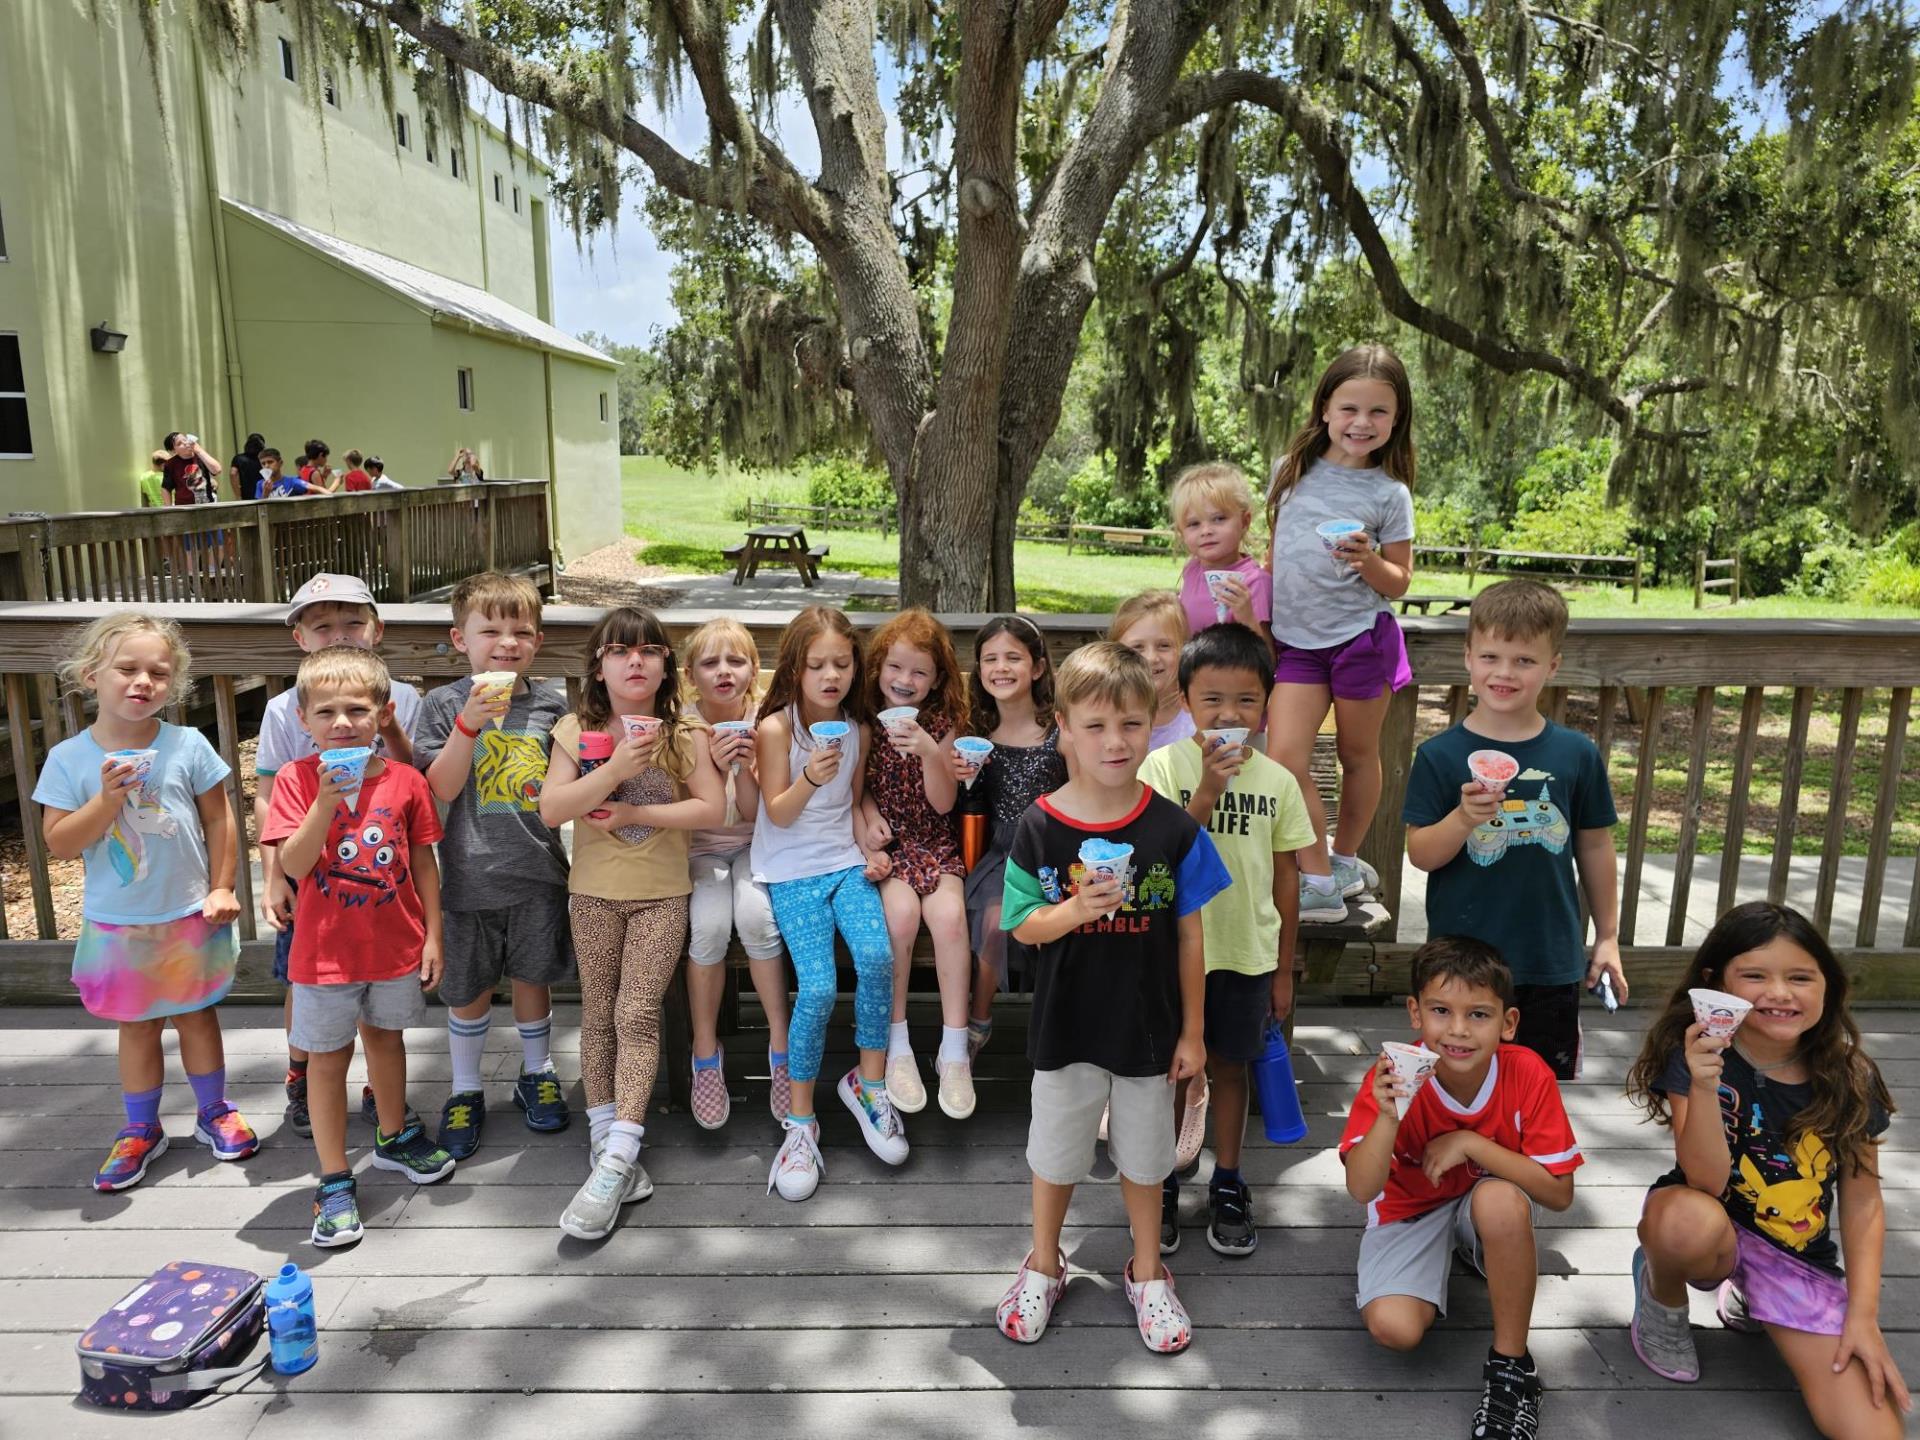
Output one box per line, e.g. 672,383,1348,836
568,893,691,1124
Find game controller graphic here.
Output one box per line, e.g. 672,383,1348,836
1465,783,1570,865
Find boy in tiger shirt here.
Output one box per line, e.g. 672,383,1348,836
414,572,575,1159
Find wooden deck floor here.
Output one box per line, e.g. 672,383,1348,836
2,1002,1915,1437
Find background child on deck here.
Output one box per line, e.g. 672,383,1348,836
960,615,1069,1062
1626,903,1908,1439
263,647,451,1249
753,605,906,1202
415,573,574,1161
256,573,422,1138
682,618,791,1131
995,642,1229,1356
37,613,253,1192
1109,590,1193,751
1140,622,1318,1257
859,609,973,1120
1403,579,1624,1078
1339,937,1582,1440
1169,463,1273,648
1264,343,1417,909
540,607,724,1240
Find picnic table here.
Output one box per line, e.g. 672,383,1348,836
1397,593,1474,616
726,524,829,587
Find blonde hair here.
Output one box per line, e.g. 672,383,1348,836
149,450,170,468
1168,463,1256,529
450,570,543,629
295,645,392,709
60,612,194,703
1056,642,1156,720
681,618,765,710
1468,578,1570,653
1107,589,1189,647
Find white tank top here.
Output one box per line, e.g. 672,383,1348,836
749,709,867,884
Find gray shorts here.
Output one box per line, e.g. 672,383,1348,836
290,977,426,1052
1355,1180,1532,1314
1027,1064,1175,1187
439,887,575,1006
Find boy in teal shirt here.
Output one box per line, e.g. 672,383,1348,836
1141,622,1317,1256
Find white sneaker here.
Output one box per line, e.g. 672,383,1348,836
768,1116,824,1202
1298,878,1348,924
838,1069,910,1166
886,1051,927,1113
558,1153,652,1240
937,1058,976,1120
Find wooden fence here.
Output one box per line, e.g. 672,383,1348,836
1695,550,1742,609
0,606,1914,1001
0,482,555,607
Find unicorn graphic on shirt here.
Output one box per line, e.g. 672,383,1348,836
105,789,180,887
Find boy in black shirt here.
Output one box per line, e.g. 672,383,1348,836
994,642,1230,1355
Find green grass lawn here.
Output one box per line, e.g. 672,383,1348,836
621,456,1920,618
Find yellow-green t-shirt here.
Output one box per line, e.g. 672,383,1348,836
1139,740,1316,975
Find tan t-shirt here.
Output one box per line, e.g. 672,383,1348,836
553,714,697,902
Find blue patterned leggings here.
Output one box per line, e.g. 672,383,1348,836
765,865,893,1085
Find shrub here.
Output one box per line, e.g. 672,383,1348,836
1785,541,1869,601
1497,475,1636,557
1738,506,1844,597
1062,454,1166,529
1413,492,1483,550
1860,553,1920,608
804,455,893,512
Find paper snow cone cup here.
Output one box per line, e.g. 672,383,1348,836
712,718,755,773
954,735,995,790
1204,569,1234,624
1689,988,1753,1040
1203,727,1251,792
1467,749,1520,794
1316,519,1366,574
877,706,919,737
1078,838,1134,921
1382,1042,1439,1119
620,714,663,745
809,719,850,753
320,746,373,812
472,671,517,729
107,747,159,789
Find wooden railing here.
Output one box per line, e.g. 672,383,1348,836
0,482,555,608
0,607,1913,999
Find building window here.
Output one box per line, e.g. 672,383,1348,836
425,132,437,165
457,368,475,411
0,202,8,261
598,392,609,424
0,335,31,458
323,70,338,107
279,37,295,81
450,148,463,179
396,113,411,150
512,185,521,215
493,173,504,204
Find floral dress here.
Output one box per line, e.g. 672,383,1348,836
865,710,964,897
962,726,1068,958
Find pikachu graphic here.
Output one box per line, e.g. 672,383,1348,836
1730,1130,1833,1252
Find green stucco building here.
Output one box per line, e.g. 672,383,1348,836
0,0,622,561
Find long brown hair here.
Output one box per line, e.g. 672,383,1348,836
864,608,967,733
759,605,870,728
1266,344,1416,529
578,606,683,741
1625,902,1893,1177
968,614,1055,736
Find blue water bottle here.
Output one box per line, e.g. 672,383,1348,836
265,1262,319,1376
1251,1021,1310,1144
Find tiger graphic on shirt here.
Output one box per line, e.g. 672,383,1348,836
473,729,549,814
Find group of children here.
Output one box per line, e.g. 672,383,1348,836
39,343,1902,1439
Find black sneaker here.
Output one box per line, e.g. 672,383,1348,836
1472,1352,1542,1439
284,1071,312,1137
438,1091,486,1160
1206,1179,1257,1256
361,1085,421,1132
1159,1176,1181,1255
370,1121,456,1184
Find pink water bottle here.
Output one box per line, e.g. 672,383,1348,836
579,731,615,821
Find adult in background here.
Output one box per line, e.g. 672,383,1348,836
161,432,221,505
447,448,485,484
230,433,266,502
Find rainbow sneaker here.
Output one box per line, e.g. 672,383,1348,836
93,1123,168,1192
192,1103,259,1161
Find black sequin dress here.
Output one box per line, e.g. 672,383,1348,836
963,727,1069,976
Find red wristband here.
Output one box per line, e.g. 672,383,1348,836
454,714,481,738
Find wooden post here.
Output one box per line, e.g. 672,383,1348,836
1716,686,1766,917
1665,686,1716,946
393,495,414,603
1619,685,1667,946
1857,686,1910,947
5,673,57,938
212,676,257,941
1631,554,1643,604
247,503,276,602
1359,686,1420,939
484,485,499,572
1693,549,1706,609
1814,687,1863,932
1768,687,1817,905
539,481,558,598
1731,552,1742,608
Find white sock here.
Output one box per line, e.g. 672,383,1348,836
888,1020,913,1060
605,1120,644,1166
516,1012,554,1074
1331,850,1359,867
1303,871,1338,895
937,1026,970,1066
448,1011,490,1095
587,1102,616,1148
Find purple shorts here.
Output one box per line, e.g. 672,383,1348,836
1273,610,1413,701
1688,1223,1849,1335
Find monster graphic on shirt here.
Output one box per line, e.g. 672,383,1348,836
313,802,410,909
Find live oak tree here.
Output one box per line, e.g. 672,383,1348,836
162,0,1918,609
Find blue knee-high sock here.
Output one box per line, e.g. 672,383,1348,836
187,1068,227,1119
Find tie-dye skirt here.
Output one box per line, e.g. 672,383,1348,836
73,912,238,1022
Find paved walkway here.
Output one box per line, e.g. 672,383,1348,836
645,568,900,611
4,1002,1915,1435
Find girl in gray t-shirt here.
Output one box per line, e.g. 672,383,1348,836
1263,344,1418,905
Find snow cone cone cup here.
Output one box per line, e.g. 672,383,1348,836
108,747,159,790
1204,569,1234,624
1382,1042,1439,1119
320,746,372,812
808,720,850,753
1078,838,1134,921
877,706,919,738
954,735,995,790
713,718,755,773
1316,519,1365,574
1467,749,1520,794
472,671,517,729
1689,987,1753,1040
621,714,663,745
1203,727,1251,791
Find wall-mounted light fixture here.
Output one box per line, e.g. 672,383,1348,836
89,322,128,355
